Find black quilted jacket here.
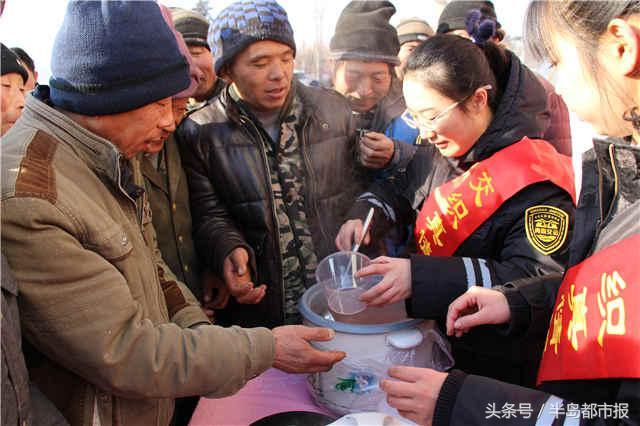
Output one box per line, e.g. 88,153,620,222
176,81,368,327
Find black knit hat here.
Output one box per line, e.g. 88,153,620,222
209,0,296,74
171,8,210,49
330,1,400,65
1,44,28,84
437,1,500,34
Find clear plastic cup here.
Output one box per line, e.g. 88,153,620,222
316,252,378,315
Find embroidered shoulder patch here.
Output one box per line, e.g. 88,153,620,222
525,205,569,255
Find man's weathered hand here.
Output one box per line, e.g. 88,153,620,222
335,219,371,251
201,271,229,320
272,325,346,373
222,247,266,304
359,131,394,169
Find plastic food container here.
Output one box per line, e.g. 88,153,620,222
316,251,374,315
298,284,454,416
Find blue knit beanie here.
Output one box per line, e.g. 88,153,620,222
50,0,190,116
209,0,296,74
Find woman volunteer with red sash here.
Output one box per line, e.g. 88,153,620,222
336,23,575,386
371,2,640,425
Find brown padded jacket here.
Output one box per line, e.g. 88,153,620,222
1,90,275,426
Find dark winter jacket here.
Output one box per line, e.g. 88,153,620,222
177,81,368,327
348,51,575,386
433,137,640,425
141,135,202,300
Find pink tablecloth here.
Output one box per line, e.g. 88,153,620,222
189,368,335,426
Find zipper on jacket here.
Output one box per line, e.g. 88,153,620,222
114,154,144,230
115,155,136,206
589,143,620,257
239,115,285,323
603,144,620,223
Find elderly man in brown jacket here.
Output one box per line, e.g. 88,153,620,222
0,2,344,425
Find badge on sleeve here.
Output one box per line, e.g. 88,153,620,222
525,205,569,255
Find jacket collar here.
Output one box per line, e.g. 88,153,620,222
570,136,639,266
204,78,227,104
223,79,309,127
140,153,168,195
140,135,183,199
593,136,640,214
26,86,124,191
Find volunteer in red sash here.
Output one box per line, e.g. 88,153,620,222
365,2,639,425
336,29,576,387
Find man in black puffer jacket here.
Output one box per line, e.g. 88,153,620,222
177,0,369,328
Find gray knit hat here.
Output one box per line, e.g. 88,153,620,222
209,0,296,74
171,8,210,49
396,18,434,45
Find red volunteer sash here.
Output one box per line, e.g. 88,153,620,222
414,138,575,257
537,234,640,384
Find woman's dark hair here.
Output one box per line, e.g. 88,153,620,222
404,33,509,113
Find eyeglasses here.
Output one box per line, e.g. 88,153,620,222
403,84,493,132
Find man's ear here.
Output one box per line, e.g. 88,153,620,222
605,18,640,77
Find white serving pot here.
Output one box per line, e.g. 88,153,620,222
299,284,453,417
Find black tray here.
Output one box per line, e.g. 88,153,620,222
250,411,337,426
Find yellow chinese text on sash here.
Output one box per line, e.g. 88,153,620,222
537,234,640,384
414,138,575,257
